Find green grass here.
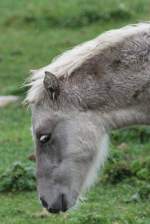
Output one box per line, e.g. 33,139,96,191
0,0,150,223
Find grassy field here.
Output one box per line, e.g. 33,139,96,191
0,1,150,223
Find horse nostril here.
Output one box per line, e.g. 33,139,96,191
61,193,68,212
40,197,48,209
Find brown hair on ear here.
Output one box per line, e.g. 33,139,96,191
28,153,36,162
43,71,60,101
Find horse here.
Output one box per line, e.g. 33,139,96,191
25,23,150,213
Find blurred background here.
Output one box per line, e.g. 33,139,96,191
0,1,150,224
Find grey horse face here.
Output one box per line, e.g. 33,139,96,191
32,110,107,213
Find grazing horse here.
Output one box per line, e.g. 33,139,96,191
26,23,150,213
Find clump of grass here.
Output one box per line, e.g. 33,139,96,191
53,4,132,28
4,3,133,29
102,148,150,184
131,157,150,181
112,126,150,144
109,3,132,20
70,212,110,224
125,184,150,203
102,161,133,184
138,184,150,200
0,162,36,192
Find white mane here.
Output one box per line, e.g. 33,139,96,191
25,23,150,104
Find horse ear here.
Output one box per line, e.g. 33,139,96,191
43,71,60,101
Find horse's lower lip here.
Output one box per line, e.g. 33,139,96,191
48,207,68,213
48,207,61,213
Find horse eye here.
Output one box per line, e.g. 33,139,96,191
39,134,51,144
